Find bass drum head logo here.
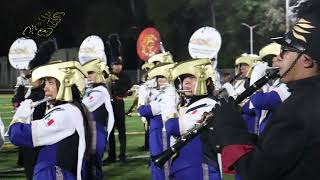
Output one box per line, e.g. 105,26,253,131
188,27,222,60
137,27,161,62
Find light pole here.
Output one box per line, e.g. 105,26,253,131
241,23,257,54
286,0,290,31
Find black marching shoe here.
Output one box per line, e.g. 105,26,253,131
119,155,127,163
102,157,116,165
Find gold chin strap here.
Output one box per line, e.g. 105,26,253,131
32,61,88,102
171,58,212,96
82,58,108,84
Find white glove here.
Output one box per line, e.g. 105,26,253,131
145,79,157,88
160,86,179,121
138,85,149,106
0,116,4,148
12,99,34,124
222,82,237,97
250,63,268,86
149,98,162,116
141,117,147,124
149,88,161,102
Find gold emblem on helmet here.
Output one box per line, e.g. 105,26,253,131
292,18,315,42
171,58,213,95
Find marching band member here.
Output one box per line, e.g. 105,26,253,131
8,61,93,180
128,62,156,118
20,39,56,180
134,62,155,151
234,43,290,180
164,59,222,180
11,37,37,111
135,53,174,151
138,62,177,180
242,42,291,134
222,54,259,98
147,52,174,65
81,59,115,179
225,54,260,138
249,43,281,88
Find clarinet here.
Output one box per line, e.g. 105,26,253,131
151,68,280,168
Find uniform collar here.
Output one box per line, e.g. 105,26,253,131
186,95,207,106
287,75,320,92
92,83,107,88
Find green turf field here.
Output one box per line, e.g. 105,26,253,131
0,95,234,180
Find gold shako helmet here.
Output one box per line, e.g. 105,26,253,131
82,59,109,84
235,53,260,77
142,62,155,71
171,58,212,96
259,43,281,60
32,61,88,102
148,52,174,64
147,62,176,83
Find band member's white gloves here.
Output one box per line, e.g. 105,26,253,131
149,96,162,116
0,116,4,148
12,99,34,124
137,84,150,107
145,78,157,88
250,62,268,86
222,82,237,98
140,117,147,124
159,85,179,122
